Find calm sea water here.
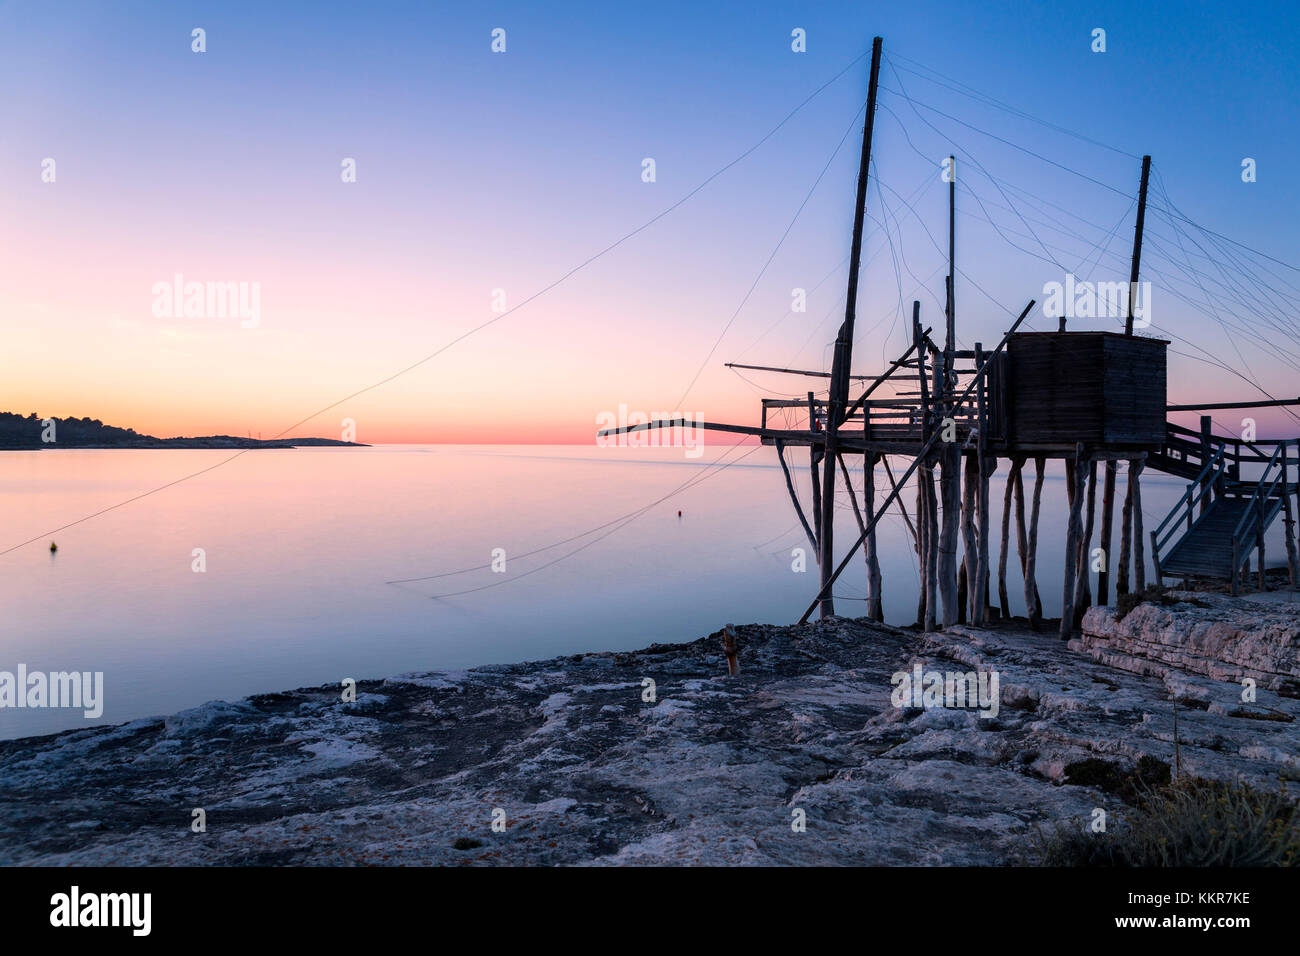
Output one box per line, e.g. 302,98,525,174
0,444,1257,739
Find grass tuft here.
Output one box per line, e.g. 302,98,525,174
1033,776,1299,866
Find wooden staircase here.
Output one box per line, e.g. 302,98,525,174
1151,437,1295,592
1159,495,1258,578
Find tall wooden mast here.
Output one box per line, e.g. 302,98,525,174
1102,155,1152,605
1123,155,1152,337
816,35,884,618
946,154,956,370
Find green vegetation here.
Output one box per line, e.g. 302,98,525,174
1034,764,1299,866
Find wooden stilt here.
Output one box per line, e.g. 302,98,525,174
1199,416,1213,516
925,334,946,630
962,451,979,622
818,427,837,617
838,454,883,622
1132,458,1146,592
810,446,823,551
913,302,930,628
939,441,961,628
916,466,928,627
808,393,822,553
1282,443,1298,587
1098,460,1117,605
1118,459,1134,596
1256,488,1266,593
978,455,995,624
998,457,1016,618
1012,457,1041,617
925,461,939,631
865,456,883,621
1295,443,1300,586
1061,446,1087,640
1026,456,1045,630
974,343,991,625
1074,459,1097,628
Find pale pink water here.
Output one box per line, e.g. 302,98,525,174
0,444,1214,738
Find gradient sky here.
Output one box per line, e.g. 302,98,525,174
2,0,1298,443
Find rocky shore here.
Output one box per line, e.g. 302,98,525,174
0,599,1295,866
1079,590,1300,696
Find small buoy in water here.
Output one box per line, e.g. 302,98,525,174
49,542,58,553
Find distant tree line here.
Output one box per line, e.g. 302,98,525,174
0,412,152,448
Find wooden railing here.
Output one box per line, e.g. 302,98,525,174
1230,441,1292,594
1150,441,1227,569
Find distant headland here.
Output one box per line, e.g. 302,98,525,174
0,412,367,450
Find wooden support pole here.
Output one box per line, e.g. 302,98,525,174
1124,155,1152,337
1061,446,1088,640
838,454,883,622
1098,460,1117,606
1199,415,1213,516
865,456,883,621
814,36,883,621
924,324,943,630
1168,397,1300,412
979,456,995,621
998,457,1016,619
975,342,991,625
1282,443,1298,587
946,153,956,358
1012,456,1040,618
1118,459,1134,596
808,392,822,550
939,442,961,627
957,547,968,624
1025,456,1046,630
1256,489,1266,593
920,463,930,629
925,461,939,631
962,450,979,622
818,420,838,617
913,300,930,629
1074,459,1098,629
1132,458,1146,592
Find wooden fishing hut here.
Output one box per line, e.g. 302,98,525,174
597,36,1299,636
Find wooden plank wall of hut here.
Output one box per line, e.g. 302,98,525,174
1006,334,1107,444
1102,335,1168,444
